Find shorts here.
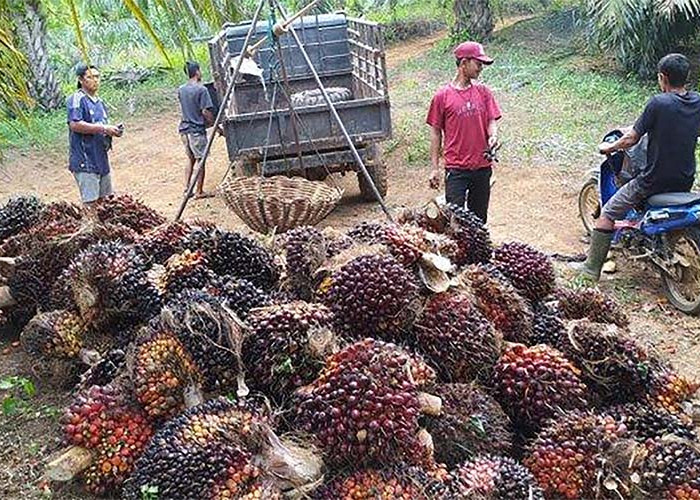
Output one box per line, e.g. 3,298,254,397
601,177,649,221
181,132,207,160
73,172,113,203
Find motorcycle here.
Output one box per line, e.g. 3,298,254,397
577,130,700,314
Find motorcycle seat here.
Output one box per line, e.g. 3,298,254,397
646,192,700,208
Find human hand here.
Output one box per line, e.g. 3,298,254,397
104,125,123,137
488,135,499,149
216,124,225,136
599,142,615,155
429,169,441,190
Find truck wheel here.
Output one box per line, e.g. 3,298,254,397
358,146,388,202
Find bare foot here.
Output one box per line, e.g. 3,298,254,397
194,191,214,199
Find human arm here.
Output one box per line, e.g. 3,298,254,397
429,126,443,189
487,119,499,149
68,121,122,137
599,128,640,155
601,98,656,154
200,86,215,128
202,108,215,128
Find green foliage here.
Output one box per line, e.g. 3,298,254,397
0,376,37,416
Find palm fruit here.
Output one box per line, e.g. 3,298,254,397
94,194,166,234
20,309,84,360
632,439,700,499
493,242,555,302
131,326,202,420
523,410,629,500
423,384,513,466
647,366,700,414
413,290,501,383
606,403,696,442
463,264,534,343
322,254,419,341
66,241,161,329
555,286,629,327
0,195,44,242
80,348,127,388
155,249,213,297
450,455,544,499
384,224,432,267
182,227,280,290
529,301,565,346
283,226,327,300
347,221,392,244
294,338,438,468
135,220,192,264
204,274,271,320
62,384,153,495
314,465,450,499
322,227,355,257
443,204,492,265
243,302,337,402
493,344,591,431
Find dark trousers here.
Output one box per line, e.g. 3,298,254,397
445,167,492,222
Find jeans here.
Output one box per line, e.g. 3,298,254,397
445,167,492,222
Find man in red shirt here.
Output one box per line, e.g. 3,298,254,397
426,41,502,222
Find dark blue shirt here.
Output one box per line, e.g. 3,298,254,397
67,90,111,175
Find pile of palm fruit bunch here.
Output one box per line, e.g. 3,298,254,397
2,194,700,499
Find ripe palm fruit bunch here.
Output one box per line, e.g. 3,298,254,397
557,320,654,403
80,348,126,388
442,204,492,265
20,309,84,360
0,201,82,256
632,439,700,499
61,384,153,495
422,383,513,466
384,224,432,267
314,465,450,499
94,193,166,234
0,195,44,242
647,366,700,414
450,455,544,499
493,242,556,302
131,326,203,420
155,249,213,297
347,221,392,244
605,403,696,442
283,226,327,300
182,227,280,291
135,220,193,264
243,301,337,402
413,290,501,383
529,301,565,346
204,274,271,320
66,241,161,329
294,338,439,468
323,228,354,258
462,264,534,343
322,254,419,341
555,286,629,327
523,410,629,500
493,344,591,431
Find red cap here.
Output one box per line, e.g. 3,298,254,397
453,41,494,64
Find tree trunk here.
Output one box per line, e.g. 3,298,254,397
12,0,62,111
453,0,494,42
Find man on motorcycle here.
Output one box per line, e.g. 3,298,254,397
578,53,700,280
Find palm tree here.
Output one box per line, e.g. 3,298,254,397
453,0,494,41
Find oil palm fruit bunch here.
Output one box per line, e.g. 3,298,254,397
322,254,419,341
62,384,154,495
384,224,432,267
80,348,126,388
0,195,44,242
413,290,501,383
243,301,337,402
647,366,700,414
493,242,556,302
557,320,654,403
0,201,82,256
294,338,439,468
422,383,513,466
450,455,544,499
20,309,85,360
182,227,279,290
529,301,565,346
605,403,696,442
493,344,591,431
131,326,203,420
283,226,327,300
462,264,534,343
155,249,213,297
204,274,271,320
135,220,193,264
94,194,166,234
442,204,492,265
555,286,629,327
65,242,161,329
324,228,354,258
347,221,392,244
632,439,700,499
523,410,629,500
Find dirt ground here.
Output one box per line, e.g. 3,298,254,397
0,23,698,500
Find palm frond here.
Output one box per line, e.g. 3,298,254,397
123,0,173,66
67,0,90,63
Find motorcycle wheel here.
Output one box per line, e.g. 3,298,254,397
661,227,700,315
578,178,600,236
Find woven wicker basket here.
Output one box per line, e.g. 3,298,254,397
219,175,343,234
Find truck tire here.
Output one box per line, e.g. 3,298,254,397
358,146,388,202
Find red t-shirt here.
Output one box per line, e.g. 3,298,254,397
426,82,502,170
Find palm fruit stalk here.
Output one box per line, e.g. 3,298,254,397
450,455,544,499
413,290,501,383
0,195,44,242
123,396,322,500
462,264,534,343
94,193,166,234
605,403,697,442
523,410,629,500
493,344,591,432
493,241,556,302
283,226,327,300
55,383,154,495
422,383,513,466
321,254,420,341
154,249,213,298
529,301,565,346
243,301,337,403
555,286,629,327
204,274,272,320
631,439,700,499
294,338,440,468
